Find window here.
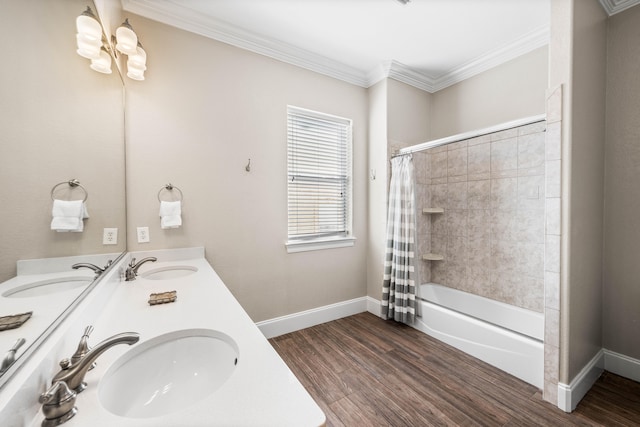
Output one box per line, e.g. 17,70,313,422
286,106,354,253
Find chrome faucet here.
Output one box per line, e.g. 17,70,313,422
50,331,140,393
71,260,112,278
0,338,26,374
125,257,157,281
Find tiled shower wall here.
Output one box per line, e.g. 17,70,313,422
414,121,547,313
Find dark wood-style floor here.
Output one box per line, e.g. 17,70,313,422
269,312,640,427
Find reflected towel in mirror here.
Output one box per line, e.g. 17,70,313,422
51,199,89,232
159,201,182,229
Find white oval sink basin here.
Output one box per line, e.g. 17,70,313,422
2,276,93,298
140,266,198,280
99,329,238,418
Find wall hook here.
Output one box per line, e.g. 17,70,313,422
245,158,251,172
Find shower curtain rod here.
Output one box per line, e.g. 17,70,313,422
393,113,546,158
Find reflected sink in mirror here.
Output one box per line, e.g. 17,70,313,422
99,329,238,418
140,266,198,280
1,276,94,298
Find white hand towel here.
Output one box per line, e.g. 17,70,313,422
159,201,182,229
51,200,89,232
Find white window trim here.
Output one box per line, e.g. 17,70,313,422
286,106,353,253
285,235,356,253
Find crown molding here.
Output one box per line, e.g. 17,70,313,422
367,61,437,92
427,25,549,92
122,0,549,93
599,0,640,15
121,0,368,86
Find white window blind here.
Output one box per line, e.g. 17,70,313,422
287,107,352,242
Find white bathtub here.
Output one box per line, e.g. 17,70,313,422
413,283,544,388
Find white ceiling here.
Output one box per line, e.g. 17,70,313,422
121,0,639,92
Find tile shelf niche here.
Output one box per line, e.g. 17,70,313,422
422,209,444,260
422,208,444,214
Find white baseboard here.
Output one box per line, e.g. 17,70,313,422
366,296,382,317
256,297,367,339
604,348,640,383
558,349,604,412
557,348,640,412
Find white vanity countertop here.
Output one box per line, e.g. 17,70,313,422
31,250,326,427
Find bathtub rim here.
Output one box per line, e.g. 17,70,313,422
414,296,544,388
418,283,544,341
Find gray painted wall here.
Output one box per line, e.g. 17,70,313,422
604,4,640,362
566,0,608,383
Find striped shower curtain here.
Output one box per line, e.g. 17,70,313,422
381,154,417,324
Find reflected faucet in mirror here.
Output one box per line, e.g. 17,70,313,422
71,260,112,279
0,338,26,374
125,257,157,281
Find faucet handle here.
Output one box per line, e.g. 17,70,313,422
59,358,71,370
70,326,95,370
39,381,77,427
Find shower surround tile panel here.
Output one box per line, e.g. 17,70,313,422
467,134,492,146
468,180,491,209
544,271,560,310
418,122,548,312
519,121,547,136
518,209,546,243
491,138,519,171
468,143,491,175
518,131,546,169
447,148,468,176
546,160,561,198
545,122,562,161
491,128,519,141
491,178,518,210
543,84,562,404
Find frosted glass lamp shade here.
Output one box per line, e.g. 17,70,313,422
128,45,147,70
127,67,145,81
76,7,102,41
76,34,101,59
115,19,138,55
76,29,101,45
76,6,102,60
90,48,112,74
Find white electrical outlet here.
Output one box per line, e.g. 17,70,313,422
103,228,118,245
137,226,150,243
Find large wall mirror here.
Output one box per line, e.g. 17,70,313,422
0,0,125,383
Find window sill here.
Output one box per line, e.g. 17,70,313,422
285,236,356,253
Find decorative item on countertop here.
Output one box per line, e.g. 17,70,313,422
148,291,177,306
157,183,183,229
0,311,33,331
50,179,89,232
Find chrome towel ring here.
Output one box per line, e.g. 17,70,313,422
157,183,183,202
50,179,88,202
